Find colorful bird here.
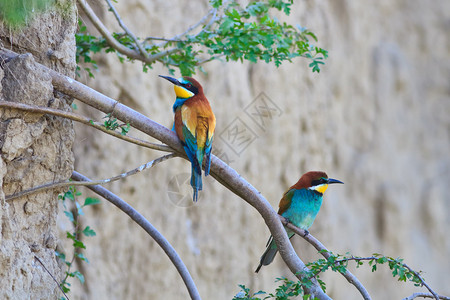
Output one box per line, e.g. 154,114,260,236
159,75,216,202
255,171,343,273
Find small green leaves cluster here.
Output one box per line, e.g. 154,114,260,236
76,20,104,78
306,251,423,287
233,278,314,300
76,0,328,77
189,0,327,70
234,251,427,300
101,113,130,135
368,254,422,286
56,186,101,298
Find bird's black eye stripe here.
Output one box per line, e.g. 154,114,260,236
183,83,198,95
311,177,328,186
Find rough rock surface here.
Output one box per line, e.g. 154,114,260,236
69,1,449,300
0,1,76,299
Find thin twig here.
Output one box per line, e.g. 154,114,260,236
197,54,224,65
280,216,372,300
105,0,148,59
6,154,176,201
70,171,201,300
145,36,182,43
328,256,440,300
159,8,217,47
401,263,440,300
402,293,450,300
0,101,172,152
34,256,70,300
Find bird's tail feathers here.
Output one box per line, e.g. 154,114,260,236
191,165,202,202
255,236,278,273
184,145,202,175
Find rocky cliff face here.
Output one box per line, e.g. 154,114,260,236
0,1,76,299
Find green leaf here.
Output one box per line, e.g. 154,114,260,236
64,211,74,223
82,226,96,237
72,270,85,284
55,251,66,261
210,0,222,8
83,197,101,206
66,232,76,240
121,123,130,135
75,252,90,263
63,190,74,201
73,239,86,249
76,201,84,216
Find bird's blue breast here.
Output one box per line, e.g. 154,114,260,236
173,97,188,112
281,189,324,230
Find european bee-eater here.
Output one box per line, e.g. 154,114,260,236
255,171,343,273
159,75,216,202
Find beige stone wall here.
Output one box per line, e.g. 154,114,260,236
70,0,449,299
0,1,76,299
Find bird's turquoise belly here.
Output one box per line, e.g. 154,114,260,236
281,189,323,230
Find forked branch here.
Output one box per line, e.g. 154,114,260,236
71,171,201,300
280,216,371,300
77,0,179,63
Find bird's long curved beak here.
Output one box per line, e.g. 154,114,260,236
328,178,344,184
159,75,181,86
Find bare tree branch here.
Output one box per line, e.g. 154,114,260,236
77,0,136,58
148,7,218,49
70,171,201,300
77,0,179,63
280,216,371,300
0,48,330,299
402,293,450,300
79,0,219,67
0,101,172,152
6,154,175,202
169,8,217,42
104,0,149,59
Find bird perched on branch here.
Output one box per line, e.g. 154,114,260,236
255,171,343,273
159,75,216,202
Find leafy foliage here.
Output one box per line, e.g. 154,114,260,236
234,251,428,300
0,0,53,28
56,187,100,298
76,20,103,78
102,113,130,135
233,278,314,300
306,251,424,287
76,0,328,77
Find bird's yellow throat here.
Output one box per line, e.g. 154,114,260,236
313,184,329,194
174,85,194,98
